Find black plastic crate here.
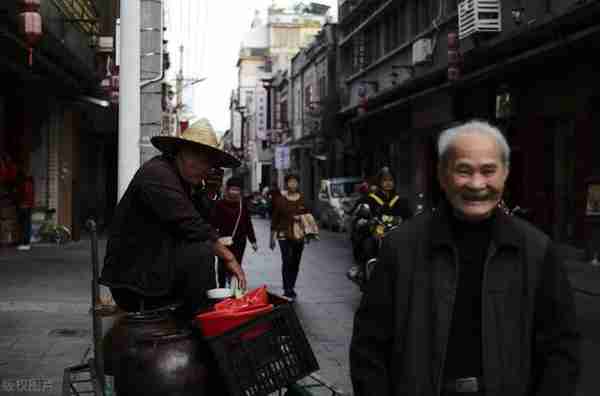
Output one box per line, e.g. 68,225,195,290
204,294,319,396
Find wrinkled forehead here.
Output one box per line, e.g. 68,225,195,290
446,132,505,167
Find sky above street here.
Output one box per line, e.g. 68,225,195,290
165,0,338,135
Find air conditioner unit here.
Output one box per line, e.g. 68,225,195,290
96,37,114,53
412,38,432,65
458,0,502,40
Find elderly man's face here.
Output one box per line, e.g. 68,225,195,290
176,148,213,186
438,132,509,221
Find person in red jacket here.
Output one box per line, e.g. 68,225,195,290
210,177,257,288
16,168,34,251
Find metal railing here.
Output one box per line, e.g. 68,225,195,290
51,0,100,35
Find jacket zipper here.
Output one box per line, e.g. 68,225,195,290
481,244,497,393
436,246,460,396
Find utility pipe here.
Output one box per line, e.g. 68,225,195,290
118,0,141,200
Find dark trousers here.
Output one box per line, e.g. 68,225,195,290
217,240,246,288
17,208,31,245
110,241,216,318
278,239,304,293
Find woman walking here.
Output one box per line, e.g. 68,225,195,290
270,174,308,301
210,177,257,287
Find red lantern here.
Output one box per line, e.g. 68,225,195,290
18,0,43,66
447,31,461,82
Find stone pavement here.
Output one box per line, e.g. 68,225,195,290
0,218,600,395
0,220,361,396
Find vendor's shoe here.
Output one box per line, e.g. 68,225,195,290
17,245,31,251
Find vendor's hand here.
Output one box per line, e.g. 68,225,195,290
251,242,258,252
269,238,276,250
223,256,247,290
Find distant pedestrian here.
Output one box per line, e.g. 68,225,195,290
270,174,310,300
210,177,257,287
16,168,34,251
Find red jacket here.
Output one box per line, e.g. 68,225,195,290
210,198,256,245
18,177,34,208
0,162,17,184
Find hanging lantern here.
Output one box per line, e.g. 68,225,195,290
448,31,461,81
18,0,43,66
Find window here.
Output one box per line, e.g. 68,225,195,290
416,0,436,34
319,76,327,100
446,0,458,15
385,13,398,52
398,3,407,45
280,101,288,125
305,85,313,109
372,24,381,61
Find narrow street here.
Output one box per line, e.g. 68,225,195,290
0,218,362,395
244,218,362,393
1,217,600,395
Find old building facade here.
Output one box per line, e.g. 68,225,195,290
336,0,600,248
0,0,119,242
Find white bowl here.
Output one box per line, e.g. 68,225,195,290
207,288,233,299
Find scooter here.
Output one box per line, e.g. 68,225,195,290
347,203,402,291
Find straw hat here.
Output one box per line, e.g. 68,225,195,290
151,119,240,168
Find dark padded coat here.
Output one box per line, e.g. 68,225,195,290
100,155,217,296
350,204,581,396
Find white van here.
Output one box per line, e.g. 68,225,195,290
316,177,362,232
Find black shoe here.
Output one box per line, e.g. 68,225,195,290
283,290,296,302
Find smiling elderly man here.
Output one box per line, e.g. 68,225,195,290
100,120,246,318
350,120,580,396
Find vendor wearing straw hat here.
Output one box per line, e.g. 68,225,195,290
100,119,246,318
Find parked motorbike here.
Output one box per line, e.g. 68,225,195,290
347,203,402,291
248,194,270,218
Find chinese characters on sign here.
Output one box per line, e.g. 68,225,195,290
2,378,54,393
256,92,267,140
275,146,290,170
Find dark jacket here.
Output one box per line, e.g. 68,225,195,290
364,190,412,220
100,155,217,296
350,205,580,396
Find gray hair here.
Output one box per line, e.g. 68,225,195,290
437,120,510,167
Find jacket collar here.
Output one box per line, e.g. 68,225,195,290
430,199,522,250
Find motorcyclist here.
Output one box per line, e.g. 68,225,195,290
348,167,413,287
364,166,412,222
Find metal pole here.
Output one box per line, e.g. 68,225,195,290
176,45,184,135
118,0,141,200
87,219,105,394
241,113,245,154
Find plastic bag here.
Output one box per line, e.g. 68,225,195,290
214,285,269,312
196,286,273,338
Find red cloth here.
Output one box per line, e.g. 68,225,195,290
0,162,17,184
210,198,257,245
18,177,34,208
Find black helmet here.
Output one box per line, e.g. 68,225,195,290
376,166,395,185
